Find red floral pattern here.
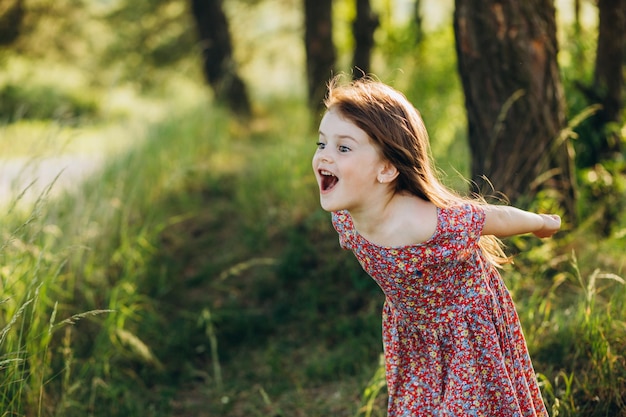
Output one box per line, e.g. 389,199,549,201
332,204,548,417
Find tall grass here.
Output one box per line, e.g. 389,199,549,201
0,100,238,416
505,226,626,416
0,177,111,416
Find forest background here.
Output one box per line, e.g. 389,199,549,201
0,0,625,416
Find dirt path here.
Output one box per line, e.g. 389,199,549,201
0,155,104,207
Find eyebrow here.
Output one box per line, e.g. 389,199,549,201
318,131,358,143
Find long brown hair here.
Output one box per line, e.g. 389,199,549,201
323,75,510,266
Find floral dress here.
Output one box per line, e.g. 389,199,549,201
332,204,548,417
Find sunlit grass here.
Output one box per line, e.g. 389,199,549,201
0,98,239,416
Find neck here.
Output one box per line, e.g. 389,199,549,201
349,189,397,236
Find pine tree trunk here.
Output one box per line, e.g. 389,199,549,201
191,0,251,117
0,0,24,46
304,0,336,114
593,0,625,156
454,0,576,220
352,0,379,78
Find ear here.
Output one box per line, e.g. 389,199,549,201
377,161,399,184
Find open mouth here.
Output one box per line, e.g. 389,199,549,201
319,170,339,191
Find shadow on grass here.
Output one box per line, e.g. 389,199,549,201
136,170,386,416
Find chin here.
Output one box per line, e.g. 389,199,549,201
319,200,335,212
319,197,346,213
318,195,334,211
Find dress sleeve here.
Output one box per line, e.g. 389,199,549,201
433,203,485,262
331,210,353,250
463,203,486,244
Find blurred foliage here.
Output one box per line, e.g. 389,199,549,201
100,0,198,87
577,158,626,236
0,0,200,88
5,0,95,60
0,82,99,123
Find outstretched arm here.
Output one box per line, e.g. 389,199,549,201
482,205,561,238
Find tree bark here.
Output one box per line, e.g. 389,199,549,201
414,0,425,45
574,0,581,33
454,0,576,220
352,0,379,79
592,0,625,156
0,0,25,47
190,0,251,117
304,0,336,114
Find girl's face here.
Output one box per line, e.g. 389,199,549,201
312,109,388,213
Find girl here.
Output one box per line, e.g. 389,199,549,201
312,76,560,417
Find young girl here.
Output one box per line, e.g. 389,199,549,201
312,76,560,416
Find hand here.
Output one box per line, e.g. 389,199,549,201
533,214,561,238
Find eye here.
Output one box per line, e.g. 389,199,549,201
338,145,351,153
316,141,326,150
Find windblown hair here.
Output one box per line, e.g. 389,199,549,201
323,75,510,266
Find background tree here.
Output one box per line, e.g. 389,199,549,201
352,0,379,79
304,0,335,114
588,0,625,159
0,0,24,47
191,0,251,117
568,0,626,235
453,0,576,220
413,0,424,45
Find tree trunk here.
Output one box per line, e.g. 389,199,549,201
190,0,251,117
454,0,576,221
574,0,581,33
352,0,379,79
0,0,24,46
592,0,625,156
414,0,424,45
304,0,336,114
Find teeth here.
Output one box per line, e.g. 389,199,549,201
320,170,335,176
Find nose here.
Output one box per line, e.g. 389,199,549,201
314,147,332,164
